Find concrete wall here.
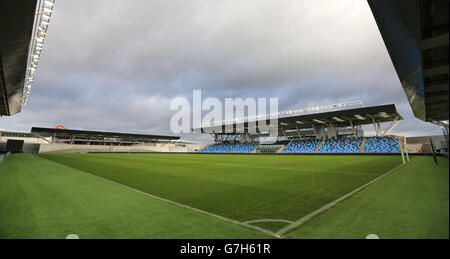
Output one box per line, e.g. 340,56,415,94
0,142,41,153
0,136,48,153
38,143,208,154
0,136,49,144
406,135,448,153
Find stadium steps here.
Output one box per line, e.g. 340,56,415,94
200,144,217,152
314,139,325,153
251,146,260,153
277,142,290,153
358,138,367,153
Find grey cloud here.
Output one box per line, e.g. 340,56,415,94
0,0,443,139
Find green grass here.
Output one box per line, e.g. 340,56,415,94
36,153,401,233
0,153,447,239
286,156,449,239
0,155,268,239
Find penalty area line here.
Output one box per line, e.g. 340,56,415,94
244,219,294,224
36,156,280,238
276,162,405,237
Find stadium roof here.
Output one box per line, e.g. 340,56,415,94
195,104,402,134
0,0,37,116
368,0,449,123
31,127,180,141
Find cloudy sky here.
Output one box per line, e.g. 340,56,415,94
0,0,443,142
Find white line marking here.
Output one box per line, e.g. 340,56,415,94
36,155,279,238
276,163,404,236
244,219,294,224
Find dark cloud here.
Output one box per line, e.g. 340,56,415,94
0,0,443,141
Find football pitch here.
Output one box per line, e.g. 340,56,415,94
0,153,448,239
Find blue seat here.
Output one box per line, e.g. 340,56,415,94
282,139,322,153
363,137,399,153
317,138,362,153
201,143,258,153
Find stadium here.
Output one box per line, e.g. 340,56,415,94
0,0,448,241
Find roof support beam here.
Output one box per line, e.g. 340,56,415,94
382,116,401,136
427,102,449,110
31,132,52,143
423,65,449,77
295,126,302,140
371,117,382,137
425,82,449,93
420,34,449,50
426,95,449,103
349,120,357,138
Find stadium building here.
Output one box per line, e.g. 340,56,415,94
195,103,406,156
0,0,448,241
368,0,449,126
0,0,54,116
0,127,204,153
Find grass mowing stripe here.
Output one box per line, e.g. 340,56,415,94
285,156,449,239
0,155,271,238
276,162,404,236
37,153,402,233
36,154,280,238
84,154,382,175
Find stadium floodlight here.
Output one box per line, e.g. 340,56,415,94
44,0,55,7
23,0,55,106
333,117,344,122
278,101,365,118
215,101,366,126
379,112,389,118
42,14,51,20
355,114,365,120
313,119,326,124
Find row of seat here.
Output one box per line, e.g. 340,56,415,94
282,139,321,153
283,137,399,153
317,138,363,153
200,143,258,153
201,137,400,153
363,137,399,153
231,144,259,153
